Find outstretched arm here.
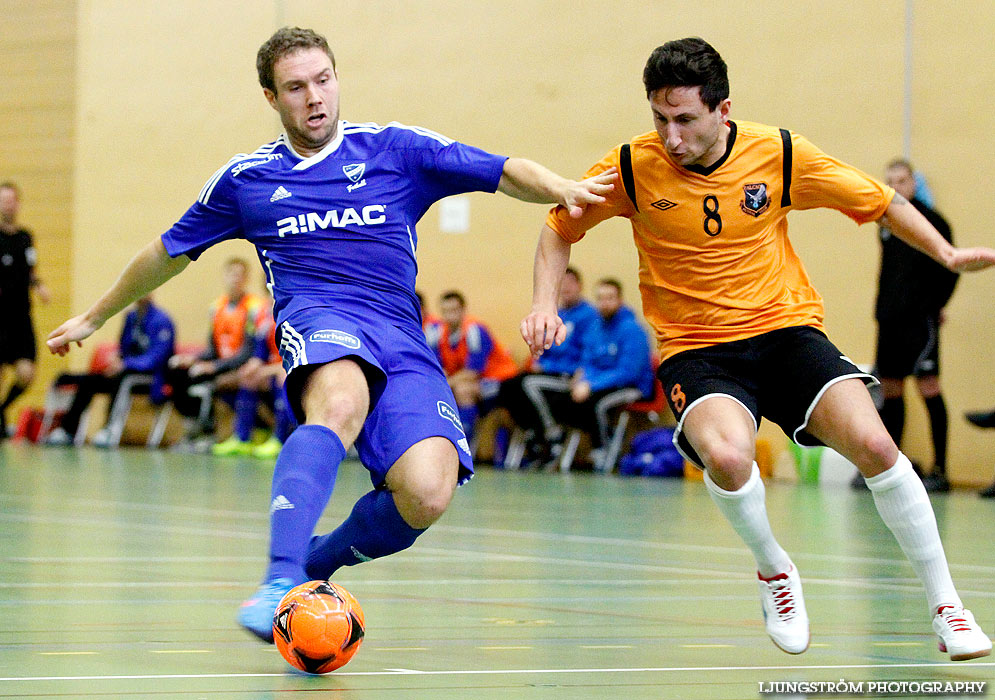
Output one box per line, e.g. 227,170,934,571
48,239,190,355
498,158,616,218
520,225,573,357
881,194,995,272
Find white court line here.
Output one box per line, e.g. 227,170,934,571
5,556,262,563
7,492,994,574
1,540,992,598
432,525,995,574
0,492,266,523
0,572,991,600
0,661,992,682
0,582,246,589
407,547,995,599
0,512,265,541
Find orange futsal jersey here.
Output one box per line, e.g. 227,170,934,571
547,121,894,361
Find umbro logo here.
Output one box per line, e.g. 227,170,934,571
270,186,292,202
270,495,294,513
651,198,677,211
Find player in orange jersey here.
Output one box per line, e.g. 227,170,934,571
522,37,995,660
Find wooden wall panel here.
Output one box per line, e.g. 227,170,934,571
56,0,995,484
0,0,76,419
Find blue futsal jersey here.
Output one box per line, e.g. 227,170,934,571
162,121,507,480
161,121,508,329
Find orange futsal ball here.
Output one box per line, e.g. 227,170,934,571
272,580,365,674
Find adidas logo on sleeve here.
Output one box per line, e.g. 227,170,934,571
270,186,292,202
270,494,295,513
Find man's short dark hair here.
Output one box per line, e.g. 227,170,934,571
597,278,623,296
643,37,729,110
564,266,582,283
887,158,914,174
0,181,20,197
440,290,466,307
257,27,336,93
225,257,249,272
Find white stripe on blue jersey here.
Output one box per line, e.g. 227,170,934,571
199,137,284,204
341,121,453,146
390,122,453,146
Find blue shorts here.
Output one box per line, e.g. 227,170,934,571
277,303,473,486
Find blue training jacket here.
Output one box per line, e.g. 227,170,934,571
536,299,599,376
578,305,654,398
120,303,176,402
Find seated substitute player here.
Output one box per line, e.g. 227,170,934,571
166,257,263,447
521,38,994,659
45,295,175,447
871,159,959,493
546,278,653,469
47,26,615,643
425,290,520,441
498,266,598,463
213,291,297,458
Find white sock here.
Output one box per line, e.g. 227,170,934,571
704,463,792,578
865,452,961,613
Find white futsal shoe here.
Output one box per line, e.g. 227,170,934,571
932,605,992,660
758,564,810,654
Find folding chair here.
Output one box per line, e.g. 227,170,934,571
38,342,118,444
100,374,175,448
600,377,667,473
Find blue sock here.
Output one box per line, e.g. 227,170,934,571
265,424,344,583
234,388,257,441
304,488,426,580
273,384,297,443
458,404,478,438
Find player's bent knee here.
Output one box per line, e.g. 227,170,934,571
417,484,455,523
318,400,366,438
855,428,899,474
698,441,753,483
303,378,369,440
389,460,459,528
396,479,455,528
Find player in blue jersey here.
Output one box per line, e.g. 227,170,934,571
47,26,616,642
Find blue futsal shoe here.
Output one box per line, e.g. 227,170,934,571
238,577,296,643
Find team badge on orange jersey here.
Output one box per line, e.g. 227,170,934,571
740,182,770,217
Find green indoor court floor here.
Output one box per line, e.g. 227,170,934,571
0,442,992,699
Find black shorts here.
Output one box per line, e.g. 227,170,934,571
875,315,940,379
0,314,36,364
657,326,876,468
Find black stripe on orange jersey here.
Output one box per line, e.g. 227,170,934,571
779,128,792,207
620,143,639,212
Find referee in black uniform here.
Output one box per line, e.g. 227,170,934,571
873,160,959,492
0,182,49,438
